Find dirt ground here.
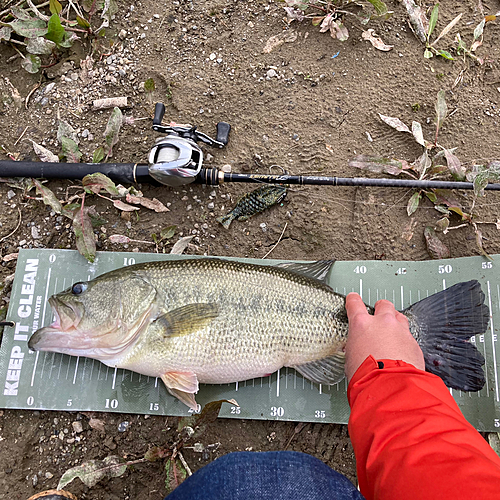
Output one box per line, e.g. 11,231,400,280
0,0,500,498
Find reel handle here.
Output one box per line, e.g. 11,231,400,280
153,102,166,128
216,122,231,146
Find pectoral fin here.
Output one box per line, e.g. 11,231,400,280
291,353,346,385
155,303,219,338
161,371,199,410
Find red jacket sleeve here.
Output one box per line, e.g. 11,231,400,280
347,355,500,500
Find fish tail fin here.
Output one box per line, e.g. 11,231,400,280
216,214,234,229
403,280,489,392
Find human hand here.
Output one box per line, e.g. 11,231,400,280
344,293,425,382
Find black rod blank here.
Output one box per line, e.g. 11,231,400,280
1,161,499,191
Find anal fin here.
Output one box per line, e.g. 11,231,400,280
161,371,199,411
291,353,346,385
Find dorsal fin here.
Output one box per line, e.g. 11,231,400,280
275,260,335,283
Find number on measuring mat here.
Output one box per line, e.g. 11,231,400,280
438,264,452,274
270,406,284,417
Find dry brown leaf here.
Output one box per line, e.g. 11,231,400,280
378,114,411,133
88,418,106,432
401,218,418,241
400,0,428,43
108,234,131,244
262,35,284,53
431,13,463,46
125,194,169,212
424,226,450,259
170,235,194,255
2,252,18,262
113,200,140,212
362,29,393,51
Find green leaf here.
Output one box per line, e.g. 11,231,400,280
57,118,79,145
21,54,41,74
428,3,439,40
434,216,449,232
367,0,388,16
425,191,437,203
76,15,91,28
32,178,62,214
424,48,433,58
435,90,447,133
407,191,421,216
144,78,155,93
165,458,187,494
92,146,105,163
72,206,96,263
468,162,500,197
436,49,453,60
8,18,48,38
62,203,82,219
58,455,127,489
59,30,77,48
27,36,56,55
434,205,450,215
61,137,82,163
45,14,65,46
87,205,108,227
443,148,465,181
104,107,123,157
82,173,121,196
474,19,485,40
11,6,33,20
424,226,450,259
49,0,62,15
160,225,176,240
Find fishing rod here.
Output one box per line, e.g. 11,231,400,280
1,102,499,191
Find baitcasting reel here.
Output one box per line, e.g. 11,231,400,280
148,102,231,187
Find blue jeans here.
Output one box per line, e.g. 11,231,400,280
166,451,365,499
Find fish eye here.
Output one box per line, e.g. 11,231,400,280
71,282,87,295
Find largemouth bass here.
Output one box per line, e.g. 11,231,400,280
28,259,488,410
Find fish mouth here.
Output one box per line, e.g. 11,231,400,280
28,296,84,352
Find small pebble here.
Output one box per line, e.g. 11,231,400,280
118,421,130,432
72,421,83,433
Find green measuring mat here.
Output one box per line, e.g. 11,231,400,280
0,249,499,431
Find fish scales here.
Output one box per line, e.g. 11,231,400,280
122,259,347,384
